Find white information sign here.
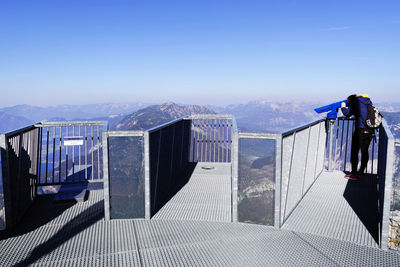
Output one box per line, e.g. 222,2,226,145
64,136,84,146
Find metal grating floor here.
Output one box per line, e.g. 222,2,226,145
282,170,380,248
1,189,400,266
153,162,232,222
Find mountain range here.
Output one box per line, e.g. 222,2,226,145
0,103,150,122
113,102,215,130
0,112,34,133
1,101,400,136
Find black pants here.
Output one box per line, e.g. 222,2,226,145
351,128,373,174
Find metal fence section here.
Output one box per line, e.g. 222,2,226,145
236,132,281,227
0,136,5,230
36,121,107,185
377,121,395,249
392,139,400,211
148,118,192,217
280,119,326,225
102,131,145,220
326,118,379,174
2,125,40,228
188,115,233,163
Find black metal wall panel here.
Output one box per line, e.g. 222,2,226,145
0,148,5,230
108,136,145,219
6,128,39,226
149,120,193,217
238,138,276,226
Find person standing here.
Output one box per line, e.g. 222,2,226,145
341,94,374,180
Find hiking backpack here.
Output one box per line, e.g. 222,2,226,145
364,104,383,129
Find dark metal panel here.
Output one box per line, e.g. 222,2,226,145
238,138,276,226
0,137,5,230
108,136,145,219
149,130,161,215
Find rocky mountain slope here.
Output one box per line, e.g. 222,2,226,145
382,112,400,139
113,102,216,130
0,112,34,133
211,100,325,132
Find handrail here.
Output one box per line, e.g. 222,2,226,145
36,121,106,127
5,124,38,138
146,117,185,133
232,115,238,133
105,130,144,137
282,119,325,137
238,132,280,139
186,114,233,120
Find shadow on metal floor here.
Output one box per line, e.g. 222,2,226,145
282,170,379,247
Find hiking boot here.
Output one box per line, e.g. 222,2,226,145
345,173,361,180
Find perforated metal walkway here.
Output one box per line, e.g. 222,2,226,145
153,162,232,222
1,189,400,266
282,171,380,248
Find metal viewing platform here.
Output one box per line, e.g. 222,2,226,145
0,115,399,266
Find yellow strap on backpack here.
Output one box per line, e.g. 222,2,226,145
356,94,369,98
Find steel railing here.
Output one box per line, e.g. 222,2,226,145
188,115,234,163
102,115,237,221
377,121,396,249
0,121,107,230
1,125,40,228
35,121,107,185
280,119,327,226
326,118,379,174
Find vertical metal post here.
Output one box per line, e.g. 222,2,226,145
52,127,55,184
14,133,24,223
37,127,42,184
222,120,225,162
152,130,163,215
97,126,100,180
344,119,350,172
217,120,221,162
72,126,75,180
380,129,395,250
313,122,322,180
371,137,375,174
45,128,49,183
196,120,200,162
91,126,94,181
328,120,334,172
275,134,283,228
231,131,239,222
283,131,297,222
65,127,68,182
301,127,311,196
102,132,110,220
85,126,88,179
79,126,81,175
340,119,345,158
144,131,150,219
333,119,339,171
213,119,216,162
59,127,62,182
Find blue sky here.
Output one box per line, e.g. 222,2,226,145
0,0,399,107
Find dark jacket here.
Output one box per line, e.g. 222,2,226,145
341,95,372,129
